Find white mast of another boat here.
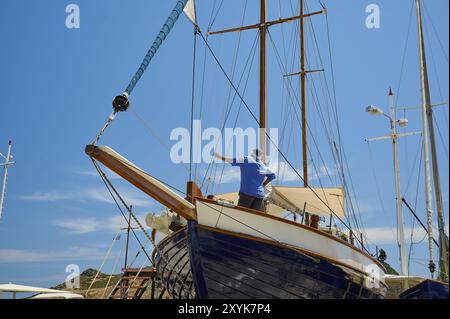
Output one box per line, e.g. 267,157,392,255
0,140,14,221
365,91,421,276
416,0,439,277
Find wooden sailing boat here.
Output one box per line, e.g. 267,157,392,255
85,0,387,299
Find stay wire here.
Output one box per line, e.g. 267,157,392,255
90,158,195,296
197,28,368,252
91,158,154,264
395,0,415,106
267,28,365,244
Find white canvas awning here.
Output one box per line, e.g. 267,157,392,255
271,186,345,218
216,186,345,218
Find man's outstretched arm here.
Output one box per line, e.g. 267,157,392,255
263,172,276,187
213,152,233,164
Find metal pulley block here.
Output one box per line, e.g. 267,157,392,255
112,93,130,113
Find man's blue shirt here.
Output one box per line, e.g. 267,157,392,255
231,156,276,199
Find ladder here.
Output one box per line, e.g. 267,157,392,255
109,267,157,299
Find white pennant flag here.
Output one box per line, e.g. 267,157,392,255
183,0,197,25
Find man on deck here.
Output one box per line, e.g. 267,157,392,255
213,149,276,212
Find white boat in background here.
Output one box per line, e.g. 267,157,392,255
31,292,84,299
0,283,83,299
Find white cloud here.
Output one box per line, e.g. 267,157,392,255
364,224,449,244
269,162,300,183
212,166,241,183
77,168,121,180
83,188,153,208
53,214,147,235
210,161,336,184
17,191,75,201
53,218,101,234
0,246,104,263
270,162,336,183
18,187,155,208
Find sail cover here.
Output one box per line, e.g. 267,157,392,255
184,0,197,25
271,186,345,218
216,187,345,218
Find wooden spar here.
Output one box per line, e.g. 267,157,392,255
85,145,196,221
213,1,323,192
208,2,323,163
260,0,268,160
208,10,324,35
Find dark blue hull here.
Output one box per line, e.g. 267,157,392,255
153,221,384,299
400,279,449,299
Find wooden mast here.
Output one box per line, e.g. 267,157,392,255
300,0,308,188
209,2,323,222
299,0,318,228
209,2,323,163
259,0,268,161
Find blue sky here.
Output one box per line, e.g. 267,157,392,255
0,0,448,292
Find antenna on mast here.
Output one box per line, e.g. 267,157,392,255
0,140,15,221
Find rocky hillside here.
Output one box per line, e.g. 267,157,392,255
51,268,169,299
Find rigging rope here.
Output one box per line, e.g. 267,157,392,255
274,1,365,240
106,249,142,299
86,229,121,296
433,115,449,161
395,0,415,106
266,27,366,246
199,31,260,190
195,0,226,181
124,0,190,96
123,259,149,298
409,134,426,272
322,6,369,245
90,158,194,295
128,106,204,187
90,1,376,257
421,1,449,64
211,0,250,194
101,243,123,299
91,159,154,263
197,28,369,252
